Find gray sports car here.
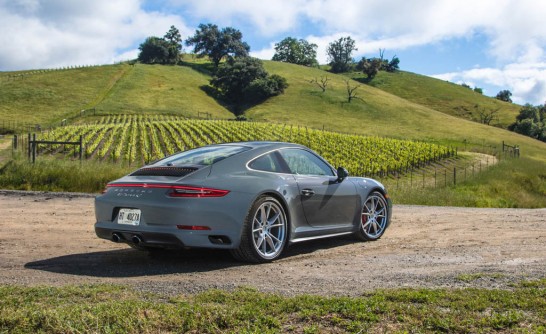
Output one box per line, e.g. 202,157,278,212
95,141,392,262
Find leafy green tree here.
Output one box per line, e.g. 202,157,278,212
496,90,512,103
384,56,400,72
357,57,382,79
185,23,250,67
516,104,540,122
163,25,182,64
474,87,483,94
138,37,170,64
244,74,289,103
272,37,318,67
509,103,546,142
327,36,357,73
512,119,539,137
210,57,288,109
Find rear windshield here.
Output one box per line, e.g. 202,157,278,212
154,145,250,167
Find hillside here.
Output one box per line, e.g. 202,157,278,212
240,62,544,164
356,70,521,127
0,63,232,126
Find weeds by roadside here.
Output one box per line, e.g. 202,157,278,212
1,281,545,333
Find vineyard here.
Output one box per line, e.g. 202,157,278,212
34,114,454,177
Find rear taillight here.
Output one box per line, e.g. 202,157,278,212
169,186,229,198
106,183,229,198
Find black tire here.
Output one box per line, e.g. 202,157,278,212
355,191,389,241
231,196,288,263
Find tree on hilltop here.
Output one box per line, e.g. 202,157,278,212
138,26,183,64
496,90,512,103
357,57,382,79
185,24,250,67
327,36,357,73
138,37,170,64
164,25,182,64
272,37,318,67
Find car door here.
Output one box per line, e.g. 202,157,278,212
278,148,359,227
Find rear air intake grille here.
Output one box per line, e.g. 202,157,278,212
130,167,198,177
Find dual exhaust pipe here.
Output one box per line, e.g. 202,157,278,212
112,232,142,245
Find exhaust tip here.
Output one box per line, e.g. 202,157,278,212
132,235,142,244
112,233,122,243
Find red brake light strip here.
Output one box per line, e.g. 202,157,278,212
106,183,229,198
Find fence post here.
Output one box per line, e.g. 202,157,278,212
27,133,31,160
79,135,83,161
32,133,36,163
453,167,456,186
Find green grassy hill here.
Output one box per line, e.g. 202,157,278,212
0,59,544,207
355,70,521,127
0,63,232,126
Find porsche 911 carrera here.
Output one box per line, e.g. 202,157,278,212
95,141,392,262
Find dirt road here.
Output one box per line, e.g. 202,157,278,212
0,190,544,296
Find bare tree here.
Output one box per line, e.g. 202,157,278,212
345,80,363,103
379,48,385,61
477,106,500,125
310,76,330,92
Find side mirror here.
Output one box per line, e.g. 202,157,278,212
336,167,349,182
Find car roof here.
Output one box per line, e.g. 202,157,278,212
216,141,306,150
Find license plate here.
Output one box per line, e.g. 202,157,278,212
117,208,141,226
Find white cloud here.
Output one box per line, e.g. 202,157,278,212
0,0,190,70
250,42,276,61
433,62,546,104
177,0,311,36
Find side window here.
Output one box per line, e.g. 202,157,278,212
279,149,335,176
249,153,280,172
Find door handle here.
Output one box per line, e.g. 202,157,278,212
301,189,315,196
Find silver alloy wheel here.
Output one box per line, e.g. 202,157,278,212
251,200,287,260
361,192,388,239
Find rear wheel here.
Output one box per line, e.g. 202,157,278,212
355,191,389,241
231,196,288,263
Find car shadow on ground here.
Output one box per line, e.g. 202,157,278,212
24,236,358,278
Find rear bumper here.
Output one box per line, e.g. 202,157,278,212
94,189,256,250
95,226,186,249
95,223,236,249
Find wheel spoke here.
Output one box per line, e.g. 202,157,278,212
262,236,268,254
372,197,378,211
268,212,280,225
255,235,264,249
265,234,276,252
260,206,268,223
269,233,281,244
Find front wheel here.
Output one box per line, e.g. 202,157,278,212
231,196,288,263
355,191,389,241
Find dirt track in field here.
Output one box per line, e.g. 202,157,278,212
0,190,544,296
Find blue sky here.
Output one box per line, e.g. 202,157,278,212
1,0,546,105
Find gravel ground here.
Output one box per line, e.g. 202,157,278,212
0,190,544,296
